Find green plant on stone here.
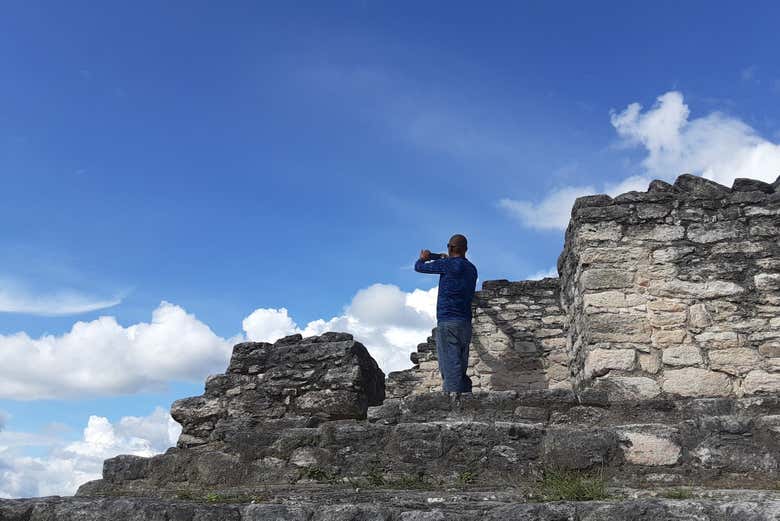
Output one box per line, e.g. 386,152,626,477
660,488,693,500
366,466,386,487
302,465,338,484
204,492,224,503
533,466,609,502
457,470,476,485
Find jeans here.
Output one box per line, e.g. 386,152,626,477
435,320,473,393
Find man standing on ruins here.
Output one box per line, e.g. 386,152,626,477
414,234,478,395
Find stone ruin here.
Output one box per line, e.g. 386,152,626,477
390,174,780,401
3,173,780,520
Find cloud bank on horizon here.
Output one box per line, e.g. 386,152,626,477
500,90,780,231
0,284,436,400
0,407,180,498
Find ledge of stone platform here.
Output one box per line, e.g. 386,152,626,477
3,490,780,520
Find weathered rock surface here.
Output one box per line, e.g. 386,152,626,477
559,173,780,397
78,388,780,498
77,332,385,497
4,489,780,520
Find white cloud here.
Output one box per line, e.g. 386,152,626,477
502,91,780,231
0,279,122,316
241,307,299,343
0,407,180,498
498,186,595,231
1,280,437,400
0,302,236,400
243,284,437,374
526,266,558,280
611,91,780,186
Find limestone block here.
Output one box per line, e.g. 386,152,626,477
584,348,636,378
619,430,681,466
535,328,564,338
589,313,651,343
607,376,661,399
627,225,685,242
420,360,439,372
708,348,761,376
581,268,634,290
546,362,570,381
744,204,780,216
687,303,712,331
636,203,671,219
647,299,687,312
755,273,780,291
757,258,780,271
651,329,687,345
695,331,741,349
662,368,732,397
711,241,767,254
652,246,694,263
547,349,569,364
730,318,769,332
662,345,703,367
649,310,688,328
576,221,623,242
648,279,745,299
541,337,567,350
759,341,780,357
766,358,780,372
750,219,780,237
687,221,745,243
583,290,627,308
579,246,646,264
743,370,780,394
638,351,661,374
748,331,780,342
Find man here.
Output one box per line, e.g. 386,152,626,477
414,234,478,394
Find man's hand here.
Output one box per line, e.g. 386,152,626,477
419,249,431,261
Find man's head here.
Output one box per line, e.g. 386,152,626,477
447,234,468,257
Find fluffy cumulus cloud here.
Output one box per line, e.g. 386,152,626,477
502,90,780,231
243,284,437,373
0,302,236,400
0,407,181,498
1,282,436,400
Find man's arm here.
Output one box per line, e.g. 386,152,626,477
414,249,448,274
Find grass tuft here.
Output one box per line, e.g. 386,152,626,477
532,467,609,502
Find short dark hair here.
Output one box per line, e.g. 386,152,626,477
448,234,467,254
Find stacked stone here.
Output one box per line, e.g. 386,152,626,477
558,174,780,399
386,332,437,398
469,278,569,391
77,332,385,496
171,332,385,448
386,278,569,397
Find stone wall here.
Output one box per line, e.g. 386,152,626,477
558,174,780,399
387,278,569,397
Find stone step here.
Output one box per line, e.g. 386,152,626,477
369,390,780,427
4,489,780,520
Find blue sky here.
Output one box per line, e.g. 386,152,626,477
2,1,780,497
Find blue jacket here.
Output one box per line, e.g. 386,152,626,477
414,254,478,323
